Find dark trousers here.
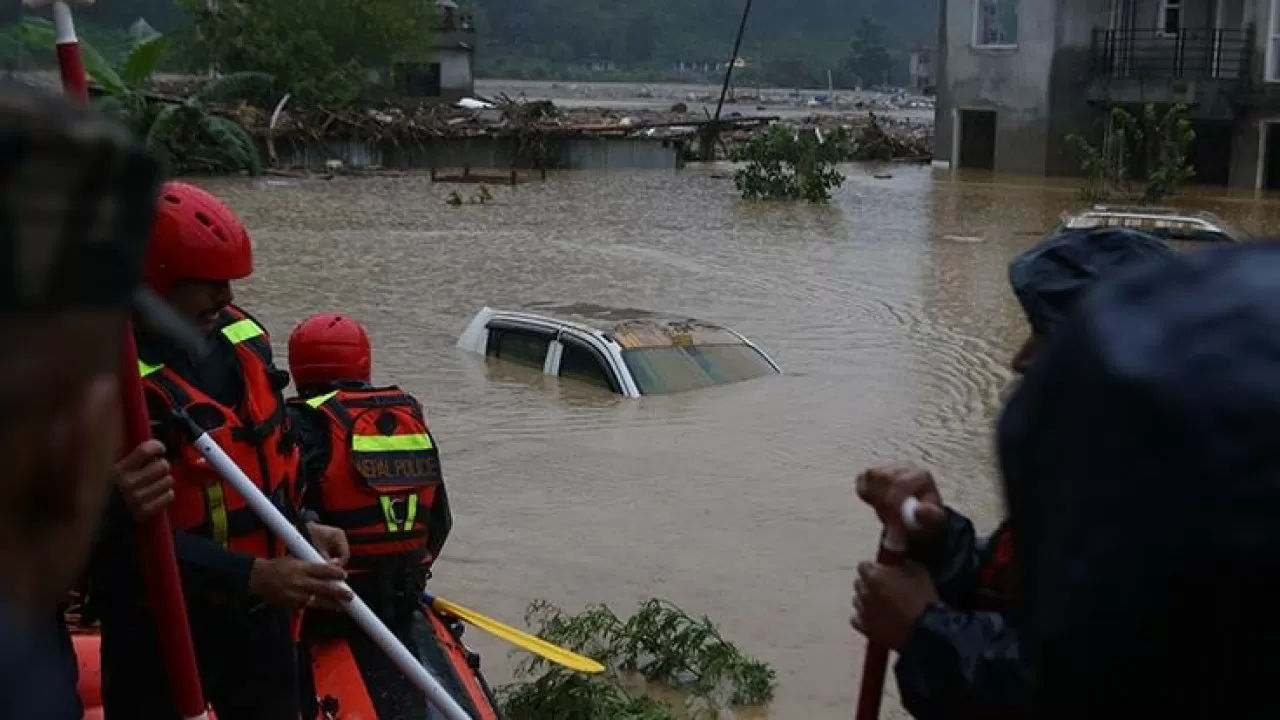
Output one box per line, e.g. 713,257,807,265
101,601,302,720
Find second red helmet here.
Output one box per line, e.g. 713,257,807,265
288,313,372,389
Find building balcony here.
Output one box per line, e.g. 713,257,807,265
1087,28,1253,117
1091,28,1251,82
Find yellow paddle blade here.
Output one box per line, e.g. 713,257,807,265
428,595,606,674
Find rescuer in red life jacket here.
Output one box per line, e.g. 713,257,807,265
92,181,353,720
286,313,456,719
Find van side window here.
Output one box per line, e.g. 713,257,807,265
558,340,615,391
486,327,551,369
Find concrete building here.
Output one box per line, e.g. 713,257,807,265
392,0,476,102
933,0,1280,188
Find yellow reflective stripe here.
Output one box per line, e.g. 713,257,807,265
379,495,419,532
379,497,396,531
220,318,265,345
353,434,434,452
405,494,418,529
138,360,164,378
206,484,229,547
305,390,339,408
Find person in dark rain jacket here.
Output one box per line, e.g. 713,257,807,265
0,81,164,719
997,241,1280,718
850,227,1173,719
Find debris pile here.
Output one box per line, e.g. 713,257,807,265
847,113,933,161
20,67,934,163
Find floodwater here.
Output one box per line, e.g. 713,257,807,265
200,166,1278,718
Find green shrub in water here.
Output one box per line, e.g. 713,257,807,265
730,125,851,203
500,599,776,719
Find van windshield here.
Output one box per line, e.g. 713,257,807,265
620,344,778,395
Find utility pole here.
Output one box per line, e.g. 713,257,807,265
699,0,754,161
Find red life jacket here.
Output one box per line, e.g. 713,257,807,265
296,386,443,572
139,305,299,559
976,522,1018,608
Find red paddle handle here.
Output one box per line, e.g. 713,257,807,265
51,2,208,711
120,329,209,717
855,498,919,720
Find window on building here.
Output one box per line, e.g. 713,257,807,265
485,327,551,369
973,0,1019,48
1160,0,1183,35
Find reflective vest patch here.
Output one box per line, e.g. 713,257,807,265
299,387,443,569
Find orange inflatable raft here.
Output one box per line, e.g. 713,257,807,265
71,603,500,720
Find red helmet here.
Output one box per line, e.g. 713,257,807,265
288,313,372,389
145,181,253,295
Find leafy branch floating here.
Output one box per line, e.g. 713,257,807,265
500,598,777,719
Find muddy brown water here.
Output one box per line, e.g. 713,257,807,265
197,167,1279,718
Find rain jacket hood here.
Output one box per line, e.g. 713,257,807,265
997,242,1280,717
1008,227,1173,335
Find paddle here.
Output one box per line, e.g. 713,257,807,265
855,497,920,720
423,591,606,674
25,0,211,716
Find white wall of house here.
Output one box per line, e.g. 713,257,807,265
438,49,473,92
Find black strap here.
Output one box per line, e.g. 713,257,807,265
146,371,194,414
229,400,286,444
188,505,264,540
323,505,391,529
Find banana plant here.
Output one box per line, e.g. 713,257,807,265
18,16,272,174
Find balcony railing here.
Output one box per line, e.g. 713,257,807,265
1091,28,1251,81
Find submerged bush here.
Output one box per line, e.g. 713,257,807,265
500,598,776,719
730,125,851,203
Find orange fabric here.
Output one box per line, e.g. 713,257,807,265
309,638,376,719
73,634,221,720
427,610,499,720
303,387,441,570
73,634,101,709
142,306,299,558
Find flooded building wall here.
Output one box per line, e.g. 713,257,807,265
936,0,1280,188
1227,0,1280,189
934,0,1081,175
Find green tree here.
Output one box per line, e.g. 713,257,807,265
845,16,894,87
175,0,436,107
730,125,851,202
18,15,268,174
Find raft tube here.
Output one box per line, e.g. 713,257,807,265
72,603,500,719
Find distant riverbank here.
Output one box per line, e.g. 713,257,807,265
475,77,937,126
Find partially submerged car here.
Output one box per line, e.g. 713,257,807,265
456,307,781,397
1057,205,1247,244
